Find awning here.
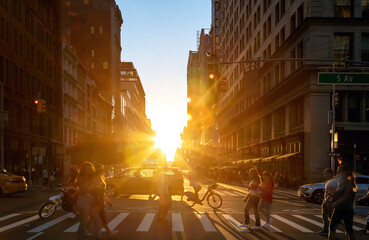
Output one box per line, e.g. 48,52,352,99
243,158,262,163
275,152,302,161
262,155,281,162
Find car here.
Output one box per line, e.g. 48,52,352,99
105,166,184,197
297,174,369,204
0,169,28,196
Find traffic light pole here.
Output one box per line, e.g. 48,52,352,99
331,83,336,175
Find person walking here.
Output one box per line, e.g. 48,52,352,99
357,191,369,234
156,170,172,222
242,168,261,229
42,167,48,188
259,171,274,228
328,165,357,240
318,168,337,235
76,161,102,240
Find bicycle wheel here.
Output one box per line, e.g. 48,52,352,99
207,193,222,209
39,201,57,219
181,192,196,208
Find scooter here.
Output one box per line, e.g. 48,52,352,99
38,184,78,219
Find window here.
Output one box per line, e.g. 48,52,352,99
361,33,369,61
91,50,94,57
275,3,280,24
91,62,95,69
99,27,103,34
363,0,369,18
103,61,108,69
334,33,353,60
348,92,361,122
334,0,352,18
290,14,296,33
366,93,369,122
90,26,94,34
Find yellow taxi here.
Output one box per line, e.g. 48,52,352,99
0,169,27,196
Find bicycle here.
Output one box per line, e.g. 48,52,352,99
181,183,222,209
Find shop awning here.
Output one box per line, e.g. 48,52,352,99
275,152,302,161
262,155,281,162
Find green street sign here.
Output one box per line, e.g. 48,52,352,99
318,72,369,85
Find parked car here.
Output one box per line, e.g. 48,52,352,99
105,166,184,197
0,169,27,196
298,174,369,204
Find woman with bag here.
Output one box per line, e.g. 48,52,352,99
241,168,261,229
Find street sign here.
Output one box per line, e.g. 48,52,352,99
327,152,341,157
318,73,369,85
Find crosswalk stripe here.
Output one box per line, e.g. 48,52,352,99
223,191,241,197
102,213,129,232
0,213,21,222
136,213,155,232
172,213,184,232
313,215,362,231
28,213,73,233
213,190,225,196
64,222,79,232
195,213,217,232
222,214,250,232
249,215,281,232
293,215,343,233
271,214,313,232
353,216,366,225
26,232,44,240
0,215,39,233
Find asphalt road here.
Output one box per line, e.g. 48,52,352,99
0,181,368,240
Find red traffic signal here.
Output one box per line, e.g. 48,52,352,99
34,99,39,105
208,73,215,80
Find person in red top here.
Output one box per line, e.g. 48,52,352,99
259,171,274,228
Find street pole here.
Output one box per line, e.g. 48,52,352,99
331,85,336,175
0,83,4,170
353,143,356,173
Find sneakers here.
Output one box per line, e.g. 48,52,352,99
317,229,329,235
240,223,249,228
262,223,270,228
83,230,93,237
251,226,261,230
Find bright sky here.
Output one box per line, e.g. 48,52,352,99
117,1,211,161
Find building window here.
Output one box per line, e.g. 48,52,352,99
90,26,94,34
334,0,352,18
91,62,95,69
366,93,369,122
363,0,369,18
103,61,108,69
362,33,369,61
348,92,361,122
91,50,94,57
334,33,353,61
99,27,103,34
290,13,296,33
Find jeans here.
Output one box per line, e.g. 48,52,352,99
329,208,354,235
244,196,260,226
259,201,272,224
77,194,102,238
321,201,332,231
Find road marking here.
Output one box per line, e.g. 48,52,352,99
293,215,343,233
26,232,44,240
222,191,241,197
353,216,366,225
271,214,313,232
0,213,21,222
313,215,361,231
222,214,250,232
64,222,79,232
136,213,155,232
172,213,184,232
249,215,281,232
102,213,129,232
0,215,38,233
195,213,217,232
213,190,225,196
28,213,73,233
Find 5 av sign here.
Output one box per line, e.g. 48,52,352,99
318,73,369,85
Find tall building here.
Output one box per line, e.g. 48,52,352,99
0,0,63,173
62,0,124,132
210,0,369,182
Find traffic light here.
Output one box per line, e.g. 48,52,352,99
41,100,46,113
34,99,46,113
208,72,215,80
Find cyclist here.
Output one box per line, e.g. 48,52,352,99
188,167,202,203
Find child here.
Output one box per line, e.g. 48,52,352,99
259,171,274,228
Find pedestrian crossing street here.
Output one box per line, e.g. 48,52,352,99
0,209,367,238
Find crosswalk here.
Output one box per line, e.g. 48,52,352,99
0,210,367,238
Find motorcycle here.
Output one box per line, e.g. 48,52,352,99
38,184,78,219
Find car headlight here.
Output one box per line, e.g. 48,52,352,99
307,187,314,190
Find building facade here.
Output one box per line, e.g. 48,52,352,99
0,0,63,174
207,0,369,183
